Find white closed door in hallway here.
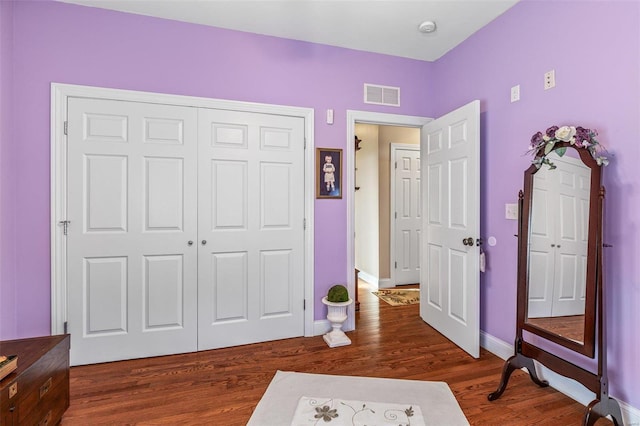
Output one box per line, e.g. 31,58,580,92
197,109,305,350
67,98,199,365
393,147,421,285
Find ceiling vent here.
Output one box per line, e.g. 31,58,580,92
364,84,400,107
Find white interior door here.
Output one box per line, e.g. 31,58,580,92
392,146,421,285
197,108,305,350
67,98,198,365
420,100,480,358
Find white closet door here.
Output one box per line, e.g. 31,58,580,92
197,109,305,350
67,98,198,365
551,159,591,316
527,167,557,318
527,156,590,318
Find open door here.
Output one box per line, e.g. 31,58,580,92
420,100,481,358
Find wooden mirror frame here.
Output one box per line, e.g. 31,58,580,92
488,141,623,425
520,141,600,357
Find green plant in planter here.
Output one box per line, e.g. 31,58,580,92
327,284,349,303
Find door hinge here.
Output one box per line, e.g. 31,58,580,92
59,220,70,235
64,121,68,136
303,218,306,230
63,321,68,334
304,137,306,149
303,299,306,310
395,212,397,219
395,161,397,169
395,261,397,269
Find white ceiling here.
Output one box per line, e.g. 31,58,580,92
58,0,519,62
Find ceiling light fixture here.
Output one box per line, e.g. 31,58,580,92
418,21,437,34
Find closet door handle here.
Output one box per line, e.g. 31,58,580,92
187,240,193,246
201,240,207,245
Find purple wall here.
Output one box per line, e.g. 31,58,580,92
2,0,639,411
432,0,640,408
1,1,434,337
0,0,17,339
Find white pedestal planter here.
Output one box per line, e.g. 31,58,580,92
321,297,353,348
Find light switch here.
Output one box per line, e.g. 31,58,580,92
505,203,518,220
326,109,334,124
510,85,520,102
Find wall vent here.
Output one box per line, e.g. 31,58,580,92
364,83,400,107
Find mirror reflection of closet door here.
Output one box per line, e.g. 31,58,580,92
528,155,591,319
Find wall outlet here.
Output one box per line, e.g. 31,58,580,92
510,84,520,102
544,70,556,90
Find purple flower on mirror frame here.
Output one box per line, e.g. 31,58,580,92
545,125,559,137
530,131,544,148
576,126,596,147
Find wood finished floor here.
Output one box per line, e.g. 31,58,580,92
63,281,611,425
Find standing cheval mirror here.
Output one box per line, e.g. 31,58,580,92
488,126,624,426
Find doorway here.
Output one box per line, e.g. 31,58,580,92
345,111,430,333
347,103,481,359
353,124,421,290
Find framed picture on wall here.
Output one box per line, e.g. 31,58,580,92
316,148,342,199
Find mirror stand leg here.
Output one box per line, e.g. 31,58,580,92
487,355,517,401
520,356,549,388
488,353,549,401
584,397,624,426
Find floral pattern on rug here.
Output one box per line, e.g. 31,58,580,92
292,396,425,426
372,289,420,306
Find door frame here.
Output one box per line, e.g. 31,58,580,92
346,111,431,331
389,143,421,287
51,83,315,338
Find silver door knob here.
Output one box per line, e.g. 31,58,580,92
201,240,207,245
462,237,474,246
187,241,193,246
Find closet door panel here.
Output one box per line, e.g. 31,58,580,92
197,109,305,350
67,98,198,365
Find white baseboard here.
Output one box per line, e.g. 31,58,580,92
480,330,513,361
378,278,392,289
355,271,393,289
314,319,330,336
481,331,640,425
356,270,379,288
619,400,640,426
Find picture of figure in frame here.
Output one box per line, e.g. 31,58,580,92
316,148,342,198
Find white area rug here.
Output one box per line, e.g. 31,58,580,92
247,370,469,426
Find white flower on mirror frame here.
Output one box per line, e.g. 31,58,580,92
555,125,577,142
